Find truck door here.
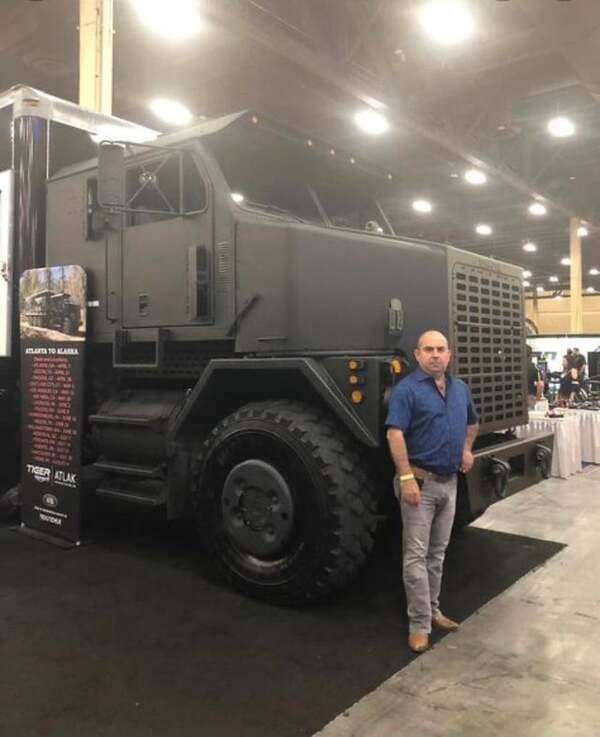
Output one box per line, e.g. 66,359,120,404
120,151,213,328
0,170,13,356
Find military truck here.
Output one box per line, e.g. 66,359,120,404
0,86,552,603
23,289,81,335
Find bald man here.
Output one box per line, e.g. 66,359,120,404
386,331,479,653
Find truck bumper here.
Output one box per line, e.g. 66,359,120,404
463,431,555,522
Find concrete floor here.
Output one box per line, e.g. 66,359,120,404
316,465,600,737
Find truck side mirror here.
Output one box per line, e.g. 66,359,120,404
97,143,126,208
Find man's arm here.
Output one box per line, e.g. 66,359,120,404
460,422,479,473
386,427,420,506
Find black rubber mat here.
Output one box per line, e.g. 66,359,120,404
0,505,564,737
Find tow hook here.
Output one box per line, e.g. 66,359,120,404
535,444,552,479
488,457,511,499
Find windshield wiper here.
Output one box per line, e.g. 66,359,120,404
243,199,308,223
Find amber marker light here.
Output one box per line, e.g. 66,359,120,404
348,359,364,370
349,375,365,386
351,390,364,404
390,358,403,374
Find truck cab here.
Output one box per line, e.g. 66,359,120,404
0,86,553,603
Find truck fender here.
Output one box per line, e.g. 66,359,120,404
170,357,377,448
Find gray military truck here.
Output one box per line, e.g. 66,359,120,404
23,289,81,335
0,87,552,602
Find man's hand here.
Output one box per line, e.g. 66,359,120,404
460,450,474,474
400,478,421,507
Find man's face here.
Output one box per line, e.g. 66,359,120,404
414,332,451,377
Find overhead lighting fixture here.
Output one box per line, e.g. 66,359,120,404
547,116,576,138
418,0,475,45
589,268,600,275
561,257,571,266
523,280,530,288
549,275,559,283
134,0,202,41
354,109,390,135
528,202,547,216
133,0,203,40
536,286,544,294
522,270,532,279
231,193,244,204
148,97,192,126
523,241,537,252
587,286,596,293
464,168,487,185
412,199,433,214
475,223,492,235
577,225,589,237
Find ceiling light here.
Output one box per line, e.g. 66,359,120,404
418,0,475,45
354,109,390,135
523,241,537,252
587,286,596,293
536,286,544,294
148,97,192,126
589,268,600,275
523,280,530,288
133,0,202,40
412,199,433,214
547,116,576,138
549,276,559,283
561,257,571,266
577,225,589,237
528,202,547,216
231,193,244,204
522,270,532,279
464,168,487,185
475,223,492,235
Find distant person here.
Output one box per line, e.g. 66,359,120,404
526,346,544,407
558,355,578,406
572,348,586,381
386,330,479,654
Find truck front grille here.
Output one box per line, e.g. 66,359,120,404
452,264,526,431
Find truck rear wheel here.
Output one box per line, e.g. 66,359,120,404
196,400,377,604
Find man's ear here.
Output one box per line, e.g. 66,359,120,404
413,348,419,361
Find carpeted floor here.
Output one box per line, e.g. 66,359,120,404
0,501,564,737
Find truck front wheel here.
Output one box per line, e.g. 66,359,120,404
196,400,377,604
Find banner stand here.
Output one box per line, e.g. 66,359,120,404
19,265,87,547
16,524,81,549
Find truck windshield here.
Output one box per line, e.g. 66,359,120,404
203,120,392,234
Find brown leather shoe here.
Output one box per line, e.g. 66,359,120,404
432,612,460,632
408,632,429,653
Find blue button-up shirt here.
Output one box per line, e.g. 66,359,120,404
386,368,479,475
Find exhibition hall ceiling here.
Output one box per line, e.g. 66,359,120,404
1,0,600,292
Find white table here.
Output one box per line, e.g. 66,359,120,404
515,414,582,479
567,409,600,464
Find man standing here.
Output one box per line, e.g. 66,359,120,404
386,331,479,653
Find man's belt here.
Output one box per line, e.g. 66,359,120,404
410,464,456,483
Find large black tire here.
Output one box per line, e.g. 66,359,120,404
196,400,378,604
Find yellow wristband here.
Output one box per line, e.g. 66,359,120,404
399,473,415,482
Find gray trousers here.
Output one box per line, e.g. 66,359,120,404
400,475,457,634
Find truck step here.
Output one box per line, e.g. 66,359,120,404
92,460,162,478
95,485,166,507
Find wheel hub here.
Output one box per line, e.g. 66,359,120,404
222,459,295,557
